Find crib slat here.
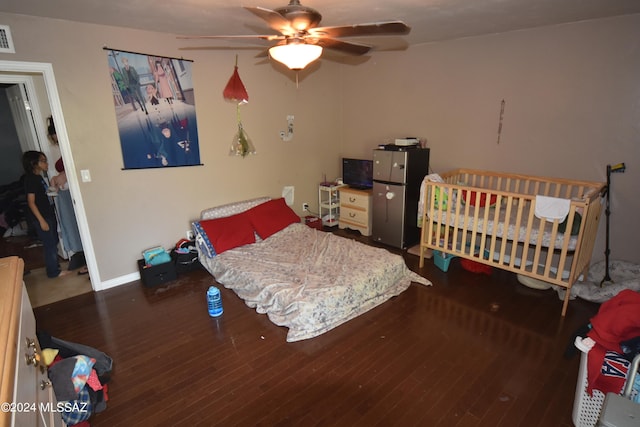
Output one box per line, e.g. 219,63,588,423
478,195,491,258
498,195,514,266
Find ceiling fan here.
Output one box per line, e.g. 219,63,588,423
178,0,411,70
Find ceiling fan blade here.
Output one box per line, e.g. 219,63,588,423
315,38,372,56
179,46,269,52
309,21,410,38
244,6,295,35
177,34,283,41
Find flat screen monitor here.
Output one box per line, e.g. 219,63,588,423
342,158,373,190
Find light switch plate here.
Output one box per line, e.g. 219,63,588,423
80,169,91,182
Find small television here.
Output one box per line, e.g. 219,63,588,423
342,158,373,190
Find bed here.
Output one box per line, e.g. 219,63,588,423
418,169,605,316
193,197,431,342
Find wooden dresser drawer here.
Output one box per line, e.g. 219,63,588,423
340,206,368,226
1,257,64,427
340,188,369,209
338,187,372,236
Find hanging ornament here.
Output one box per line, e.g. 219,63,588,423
230,120,256,157
223,56,249,105
223,55,254,157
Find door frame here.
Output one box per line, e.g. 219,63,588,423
4,77,69,259
0,60,96,289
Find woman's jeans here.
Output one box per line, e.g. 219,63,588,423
33,216,61,278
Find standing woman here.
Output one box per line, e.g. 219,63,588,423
47,117,88,275
22,151,70,278
154,60,173,104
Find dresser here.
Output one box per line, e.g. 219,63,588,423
0,256,63,427
338,187,373,236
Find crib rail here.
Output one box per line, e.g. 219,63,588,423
419,169,605,316
440,169,603,200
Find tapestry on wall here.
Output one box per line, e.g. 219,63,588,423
105,48,201,169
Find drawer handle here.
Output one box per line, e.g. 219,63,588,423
24,337,40,367
40,379,52,390
25,352,40,367
349,213,356,218
349,197,356,203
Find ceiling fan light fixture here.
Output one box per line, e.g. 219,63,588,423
269,42,322,70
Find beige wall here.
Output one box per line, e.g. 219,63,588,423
0,13,344,286
0,12,638,289
340,14,640,268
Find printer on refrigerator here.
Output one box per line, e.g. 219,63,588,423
371,147,429,249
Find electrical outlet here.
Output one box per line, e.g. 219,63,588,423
186,230,194,240
302,203,309,212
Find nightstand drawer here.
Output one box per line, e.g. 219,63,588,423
340,206,368,226
340,189,369,209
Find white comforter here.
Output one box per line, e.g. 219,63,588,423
200,223,431,342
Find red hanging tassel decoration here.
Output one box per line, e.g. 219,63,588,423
223,56,248,104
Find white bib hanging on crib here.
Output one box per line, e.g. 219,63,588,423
535,195,571,222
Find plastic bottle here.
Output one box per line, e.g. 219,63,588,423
207,286,223,317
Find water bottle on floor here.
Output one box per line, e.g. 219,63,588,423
207,285,223,317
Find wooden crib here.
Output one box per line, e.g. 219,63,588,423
419,169,605,316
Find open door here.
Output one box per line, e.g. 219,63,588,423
6,83,39,152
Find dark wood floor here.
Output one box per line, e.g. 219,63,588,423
32,228,600,427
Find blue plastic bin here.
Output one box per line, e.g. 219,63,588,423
433,250,457,272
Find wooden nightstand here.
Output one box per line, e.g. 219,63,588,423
338,187,372,236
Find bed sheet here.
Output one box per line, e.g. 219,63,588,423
200,223,431,342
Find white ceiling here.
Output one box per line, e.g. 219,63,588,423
2,0,640,50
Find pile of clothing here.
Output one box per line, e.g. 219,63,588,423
579,289,640,401
37,332,113,426
0,177,29,237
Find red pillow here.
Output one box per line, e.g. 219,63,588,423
461,190,498,207
198,212,255,254
245,198,300,239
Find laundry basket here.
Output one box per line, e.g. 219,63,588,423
597,353,640,427
572,337,606,427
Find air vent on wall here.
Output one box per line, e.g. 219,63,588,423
0,25,15,53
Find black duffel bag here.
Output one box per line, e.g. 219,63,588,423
171,247,202,273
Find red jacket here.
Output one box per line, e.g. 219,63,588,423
586,289,640,395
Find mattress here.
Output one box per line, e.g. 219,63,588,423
200,223,431,342
428,202,579,250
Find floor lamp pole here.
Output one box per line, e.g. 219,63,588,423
600,162,625,287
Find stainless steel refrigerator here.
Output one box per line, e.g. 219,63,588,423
372,147,430,249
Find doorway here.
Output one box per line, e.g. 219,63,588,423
0,60,96,291
1,79,63,251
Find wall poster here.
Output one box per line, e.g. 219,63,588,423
105,48,201,169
